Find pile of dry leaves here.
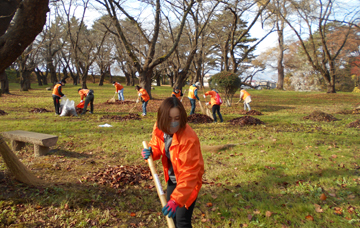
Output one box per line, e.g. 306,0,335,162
229,116,264,126
303,111,338,122
239,110,263,115
101,113,141,121
187,114,213,123
82,165,151,189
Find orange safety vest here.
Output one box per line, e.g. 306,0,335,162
241,89,250,100
188,85,197,99
114,82,124,92
205,90,218,106
52,84,63,97
149,123,204,209
172,91,181,99
78,89,90,100
139,88,150,102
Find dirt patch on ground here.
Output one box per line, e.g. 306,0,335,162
82,165,152,190
75,107,85,114
337,109,360,114
0,110,8,115
229,116,265,126
104,100,136,105
303,111,339,122
348,120,360,128
29,108,51,113
187,114,213,123
239,110,263,115
101,113,141,121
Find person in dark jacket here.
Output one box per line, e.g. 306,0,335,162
52,79,66,115
78,88,94,115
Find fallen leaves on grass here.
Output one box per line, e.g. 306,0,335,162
0,110,8,115
29,108,51,113
319,193,327,201
265,211,273,217
314,204,324,213
82,165,151,189
105,100,136,105
101,113,141,121
305,215,314,221
239,110,263,115
206,202,213,207
334,207,343,215
348,119,360,128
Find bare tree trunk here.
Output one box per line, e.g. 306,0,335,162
124,72,131,86
139,69,153,98
34,70,43,86
0,70,9,94
20,70,32,91
276,21,285,90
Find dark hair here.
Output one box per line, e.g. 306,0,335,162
157,97,187,135
175,87,179,90
61,79,66,84
112,81,116,84
78,88,82,92
135,85,141,91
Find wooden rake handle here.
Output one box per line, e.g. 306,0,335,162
142,141,175,228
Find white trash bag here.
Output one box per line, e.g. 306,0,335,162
60,97,78,117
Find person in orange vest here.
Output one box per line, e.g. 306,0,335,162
78,88,94,115
52,79,66,115
135,85,150,116
239,88,252,111
141,97,204,227
112,81,124,101
204,89,224,123
187,82,201,115
171,87,183,100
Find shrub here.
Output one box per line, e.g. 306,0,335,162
208,71,241,106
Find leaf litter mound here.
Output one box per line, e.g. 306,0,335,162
0,110,8,115
101,113,141,121
239,110,263,115
229,116,264,126
336,109,360,114
348,120,360,129
82,165,152,189
303,111,338,122
104,100,136,105
187,114,213,123
29,108,51,113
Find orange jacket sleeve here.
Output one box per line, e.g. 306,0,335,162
148,123,163,161
170,137,204,207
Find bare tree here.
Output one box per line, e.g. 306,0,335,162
280,0,359,93
96,0,196,97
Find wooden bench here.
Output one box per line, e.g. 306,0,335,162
1,130,58,157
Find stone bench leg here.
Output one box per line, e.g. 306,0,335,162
12,140,25,151
34,145,49,157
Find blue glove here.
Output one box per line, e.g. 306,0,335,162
141,147,152,160
162,200,179,218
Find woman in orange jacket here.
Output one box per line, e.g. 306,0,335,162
135,85,150,116
141,97,204,228
204,89,223,123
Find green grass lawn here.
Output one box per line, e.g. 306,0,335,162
0,83,359,227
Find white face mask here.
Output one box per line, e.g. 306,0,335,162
169,121,180,134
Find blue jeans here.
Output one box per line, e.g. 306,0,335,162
142,101,148,115
118,89,124,101
189,98,196,115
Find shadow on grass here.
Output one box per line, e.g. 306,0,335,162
48,149,92,158
254,104,296,112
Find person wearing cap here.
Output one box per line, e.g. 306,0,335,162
135,85,150,116
78,88,94,115
239,88,252,111
171,87,183,100
204,89,224,123
52,79,66,115
113,81,124,101
187,82,201,115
